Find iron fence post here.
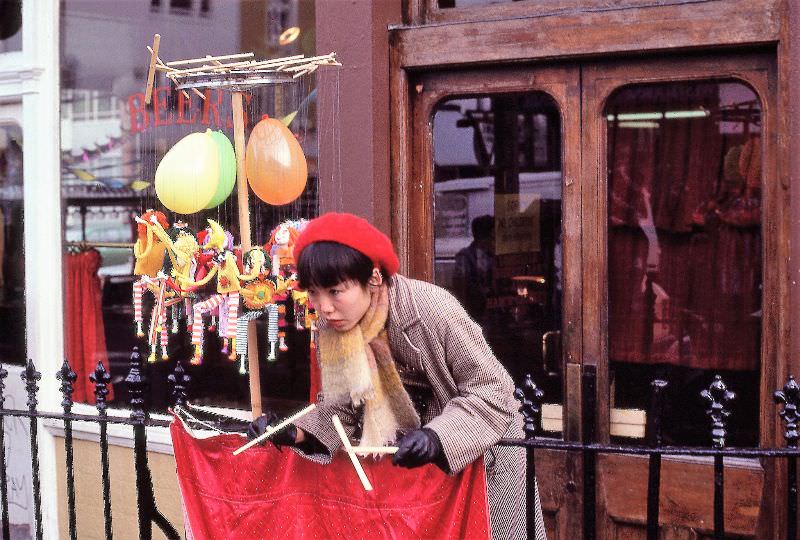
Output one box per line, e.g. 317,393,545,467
0,364,8,540
21,360,42,540
701,375,735,540
775,375,800,540
515,374,544,539
57,359,77,540
91,360,113,540
645,379,667,540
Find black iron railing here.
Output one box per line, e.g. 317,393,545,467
507,370,800,540
0,348,179,540
0,347,799,540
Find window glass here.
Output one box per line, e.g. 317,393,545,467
606,80,762,446
432,93,564,435
0,121,24,365
60,0,317,411
437,0,514,7
0,0,22,53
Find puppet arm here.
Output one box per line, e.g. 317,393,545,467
181,265,218,288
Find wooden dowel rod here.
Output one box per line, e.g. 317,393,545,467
232,91,260,417
167,52,254,66
351,446,399,455
232,404,316,456
144,34,160,105
332,415,373,491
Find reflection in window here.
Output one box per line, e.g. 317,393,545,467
0,123,24,365
0,0,22,53
606,81,762,446
432,93,564,433
60,0,318,410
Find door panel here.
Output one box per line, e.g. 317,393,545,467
413,65,583,539
581,53,777,538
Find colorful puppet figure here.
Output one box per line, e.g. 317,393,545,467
237,247,281,373
189,219,253,365
265,219,306,277
132,210,170,338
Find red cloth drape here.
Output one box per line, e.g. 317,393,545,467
607,83,762,371
64,250,113,403
171,419,491,540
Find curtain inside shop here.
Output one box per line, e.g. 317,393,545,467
65,249,114,403
607,82,762,372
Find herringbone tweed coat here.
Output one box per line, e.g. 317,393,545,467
294,274,546,539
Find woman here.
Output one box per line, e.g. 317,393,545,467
248,212,544,539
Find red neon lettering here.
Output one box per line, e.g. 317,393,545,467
176,90,197,125
202,89,224,127
153,86,173,127
128,93,150,134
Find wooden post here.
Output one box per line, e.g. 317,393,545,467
144,34,160,105
231,91,262,418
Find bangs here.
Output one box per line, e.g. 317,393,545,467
297,241,374,289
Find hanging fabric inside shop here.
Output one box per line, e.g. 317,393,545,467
170,417,491,540
64,247,114,403
606,82,762,372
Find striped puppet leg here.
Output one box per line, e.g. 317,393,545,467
223,292,239,360
133,279,148,337
266,304,279,361
190,294,224,365
236,310,262,374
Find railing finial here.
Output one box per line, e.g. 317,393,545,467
514,374,544,440
21,358,41,411
167,361,190,408
57,358,77,413
125,347,147,423
774,375,800,448
701,375,735,448
90,360,112,415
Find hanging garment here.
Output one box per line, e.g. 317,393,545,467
171,417,491,540
64,249,113,403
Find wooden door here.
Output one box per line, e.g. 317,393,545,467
401,51,783,539
581,52,780,539
406,64,585,537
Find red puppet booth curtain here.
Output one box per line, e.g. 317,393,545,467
64,249,113,403
170,417,491,540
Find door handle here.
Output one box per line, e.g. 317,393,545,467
542,330,561,376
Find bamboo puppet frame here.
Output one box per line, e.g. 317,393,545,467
143,34,340,418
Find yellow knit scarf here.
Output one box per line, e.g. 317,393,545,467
317,284,420,447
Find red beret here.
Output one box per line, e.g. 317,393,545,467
294,212,400,276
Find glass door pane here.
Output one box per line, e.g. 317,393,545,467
432,92,564,433
605,80,762,446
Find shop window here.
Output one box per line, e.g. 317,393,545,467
431,93,564,432
60,0,318,411
0,122,24,365
0,0,22,53
606,80,762,446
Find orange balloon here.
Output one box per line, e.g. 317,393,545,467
245,116,308,205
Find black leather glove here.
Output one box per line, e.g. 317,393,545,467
392,428,443,469
246,411,298,448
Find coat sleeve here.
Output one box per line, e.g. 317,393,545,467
422,293,516,474
291,397,360,464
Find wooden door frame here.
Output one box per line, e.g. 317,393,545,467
579,51,782,539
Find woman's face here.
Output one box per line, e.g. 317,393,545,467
307,280,372,332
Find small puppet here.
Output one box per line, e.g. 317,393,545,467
265,219,306,277
236,246,281,372
189,219,252,365
132,210,169,338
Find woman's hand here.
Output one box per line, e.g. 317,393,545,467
392,428,443,468
246,411,300,448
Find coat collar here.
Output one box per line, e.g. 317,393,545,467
387,274,421,331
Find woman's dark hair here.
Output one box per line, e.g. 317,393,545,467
297,241,383,289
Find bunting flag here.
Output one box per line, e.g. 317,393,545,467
171,417,491,540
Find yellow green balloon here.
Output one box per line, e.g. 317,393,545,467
155,131,219,214
204,130,237,209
